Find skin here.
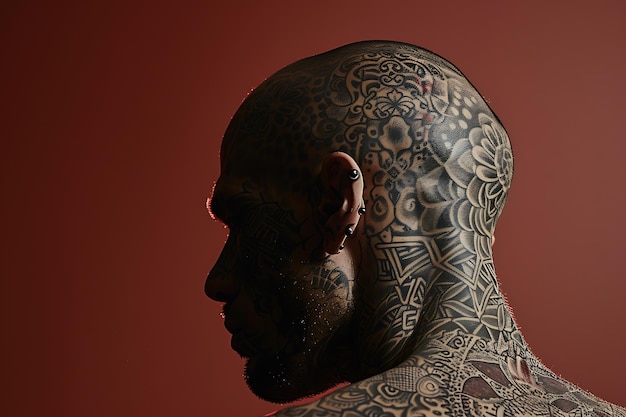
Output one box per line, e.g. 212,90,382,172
205,41,625,416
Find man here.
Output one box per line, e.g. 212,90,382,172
205,41,624,416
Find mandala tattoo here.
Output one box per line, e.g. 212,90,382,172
212,41,624,416
274,330,625,417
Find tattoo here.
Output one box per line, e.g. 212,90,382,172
303,44,515,371
212,41,623,413
272,329,626,417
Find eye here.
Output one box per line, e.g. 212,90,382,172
223,216,243,235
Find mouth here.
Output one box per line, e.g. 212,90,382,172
221,303,239,332
221,308,259,358
231,333,260,358
223,315,240,335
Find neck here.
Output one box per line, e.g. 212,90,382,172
353,231,534,380
419,257,513,338
411,235,533,361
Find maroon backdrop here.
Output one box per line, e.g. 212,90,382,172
1,1,624,416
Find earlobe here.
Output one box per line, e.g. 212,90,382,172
318,152,365,256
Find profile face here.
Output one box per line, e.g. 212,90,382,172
205,174,356,402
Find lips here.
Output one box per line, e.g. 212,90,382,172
223,314,240,334
221,309,259,358
230,333,260,358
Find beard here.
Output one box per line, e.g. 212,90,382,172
244,348,338,403
243,326,357,403
243,294,354,403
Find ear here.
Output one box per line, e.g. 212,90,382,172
318,152,364,256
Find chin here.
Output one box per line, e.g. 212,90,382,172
243,353,341,404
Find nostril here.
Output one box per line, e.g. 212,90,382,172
214,291,236,304
204,270,240,302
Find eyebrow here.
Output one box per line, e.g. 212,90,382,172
207,192,225,222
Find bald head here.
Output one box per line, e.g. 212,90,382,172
221,40,513,252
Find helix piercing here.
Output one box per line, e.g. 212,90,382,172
345,227,354,237
348,169,360,181
358,207,366,215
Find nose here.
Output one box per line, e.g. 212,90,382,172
204,237,240,303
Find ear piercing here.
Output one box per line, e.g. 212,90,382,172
358,207,366,215
348,169,360,181
339,225,355,251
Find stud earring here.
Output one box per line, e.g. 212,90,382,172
358,207,366,215
345,226,354,237
348,169,360,181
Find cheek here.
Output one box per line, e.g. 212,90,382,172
243,259,355,353
296,264,354,332
250,287,283,324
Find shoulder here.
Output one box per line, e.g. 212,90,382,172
266,380,399,416
269,359,626,417
268,369,455,417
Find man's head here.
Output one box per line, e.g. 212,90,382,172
205,41,513,402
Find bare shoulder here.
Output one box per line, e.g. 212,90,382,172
269,381,625,417
266,375,448,417
268,347,625,417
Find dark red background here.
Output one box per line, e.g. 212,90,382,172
1,1,624,416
